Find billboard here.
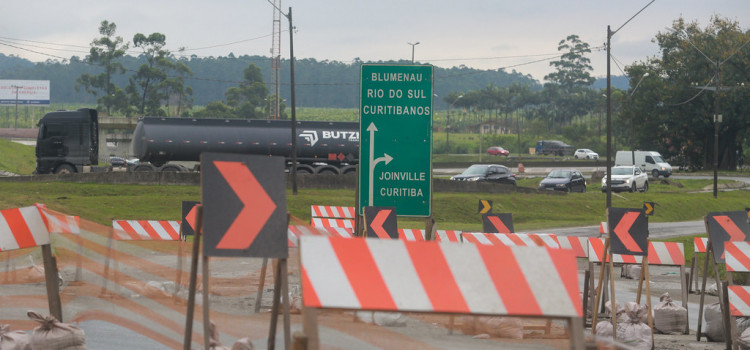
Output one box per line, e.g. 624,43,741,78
0,80,50,105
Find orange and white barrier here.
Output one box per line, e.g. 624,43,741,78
310,218,355,229
694,237,708,253
287,225,353,247
435,230,462,243
461,232,560,249
396,229,463,242
299,236,582,317
112,220,180,241
587,238,685,266
310,205,356,219
0,206,51,252
726,241,750,272
557,236,590,258
41,210,80,234
600,222,607,234
398,229,426,241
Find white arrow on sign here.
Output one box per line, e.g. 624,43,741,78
367,122,393,206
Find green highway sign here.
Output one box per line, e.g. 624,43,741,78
359,64,434,217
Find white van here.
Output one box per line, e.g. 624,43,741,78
615,151,672,178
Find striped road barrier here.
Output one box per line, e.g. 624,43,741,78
298,236,585,349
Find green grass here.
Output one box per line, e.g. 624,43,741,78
0,181,747,234
0,138,36,175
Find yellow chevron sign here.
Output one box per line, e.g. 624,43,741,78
478,200,493,214
643,202,655,216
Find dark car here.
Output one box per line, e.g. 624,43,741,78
110,156,126,167
487,146,510,157
450,164,516,186
538,169,586,192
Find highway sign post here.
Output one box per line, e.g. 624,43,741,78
359,64,434,217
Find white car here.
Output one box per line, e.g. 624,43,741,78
601,165,649,193
574,149,599,159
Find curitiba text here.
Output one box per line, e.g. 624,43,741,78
380,187,424,197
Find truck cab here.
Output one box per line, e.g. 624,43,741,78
35,108,99,174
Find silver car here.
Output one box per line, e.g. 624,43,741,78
601,166,648,193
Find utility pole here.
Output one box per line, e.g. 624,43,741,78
713,61,721,198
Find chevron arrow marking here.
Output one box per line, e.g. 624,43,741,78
613,211,643,253
488,216,511,234
214,161,276,250
371,209,392,239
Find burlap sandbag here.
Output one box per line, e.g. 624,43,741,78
738,326,750,350
230,338,253,350
704,302,725,342
0,324,30,350
653,292,687,334
27,312,85,350
615,302,652,350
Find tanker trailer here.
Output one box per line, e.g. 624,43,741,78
131,117,359,174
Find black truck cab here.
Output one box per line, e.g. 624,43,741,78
35,108,99,174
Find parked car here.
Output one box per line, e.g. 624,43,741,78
487,146,510,157
601,165,649,193
125,158,140,167
538,169,587,192
450,164,516,186
109,156,126,167
574,149,599,159
535,140,575,156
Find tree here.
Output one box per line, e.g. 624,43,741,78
545,34,595,89
542,35,597,131
127,32,171,115
225,63,268,119
76,20,129,116
622,16,750,170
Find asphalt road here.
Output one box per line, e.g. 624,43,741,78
437,166,749,240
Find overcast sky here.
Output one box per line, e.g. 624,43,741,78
1,1,748,83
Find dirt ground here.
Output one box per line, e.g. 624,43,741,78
0,214,739,349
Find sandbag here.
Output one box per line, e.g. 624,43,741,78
595,321,613,337
738,326,750,350
0,324,30,350
738,317,750,337
27,312,85,350
230,338,253,350
615,302,652,350
704,302,725,342
621,265,642,280
653,292,687,334
355,311,406,327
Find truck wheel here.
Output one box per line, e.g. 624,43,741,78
652,169,659,179
55,164,75,174
642,181,648,192
133,164,156,172
630,184,636,193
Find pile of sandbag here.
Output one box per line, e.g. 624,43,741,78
0,324,30,350
653,292,687,334
595,301,624,337
615,302,652,350
27,311,85,350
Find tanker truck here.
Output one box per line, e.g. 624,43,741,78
131,117,360,174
